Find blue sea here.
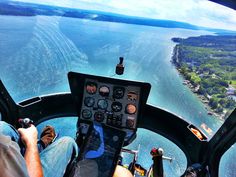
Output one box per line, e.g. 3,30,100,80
0,15,235,176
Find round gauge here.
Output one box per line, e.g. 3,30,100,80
127,91,138,101
126,104,136,114
94,111,105,122
99,86,110,97
113,87,125,99
126,119,135,128
86,82,97,94
82,109,92,119
84,97,95,107
97,99,108,110
111,102,123,112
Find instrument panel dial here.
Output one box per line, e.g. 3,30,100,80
82,109,92,119
111,101,123,112
81,80,141,130
113,87,125,99
99,86,110,97
94,111,105,122
84,97,95,107
97,99,108,110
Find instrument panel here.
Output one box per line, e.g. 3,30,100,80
81,79,141,129
68,72,151,131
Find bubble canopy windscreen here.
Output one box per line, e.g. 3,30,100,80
0,0,235,137
0,0,236,174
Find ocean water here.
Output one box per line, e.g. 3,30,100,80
0,15,234,176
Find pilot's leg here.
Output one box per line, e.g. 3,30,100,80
0,121,20,144
40,136,78,177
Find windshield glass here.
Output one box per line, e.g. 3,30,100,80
0,0,236,142
1,0,235,138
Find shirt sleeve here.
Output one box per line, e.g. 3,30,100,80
0,135,30,177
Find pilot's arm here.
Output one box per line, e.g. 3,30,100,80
18,125,43,177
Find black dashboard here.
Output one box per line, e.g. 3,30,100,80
68,72,151,133
68,72,151,177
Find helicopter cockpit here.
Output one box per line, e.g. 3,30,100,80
0,0,236,177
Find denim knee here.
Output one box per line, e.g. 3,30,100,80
0,121,19,142
56,136,78,156
0,121,14,135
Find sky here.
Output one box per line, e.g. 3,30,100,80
9,0,236,30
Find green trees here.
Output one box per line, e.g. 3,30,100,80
209,97,218,109
216,105,224,113
172,35,236,118
189,72,201,86
208,96,235,113
225,98,236,109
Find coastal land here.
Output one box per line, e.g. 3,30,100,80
0,1,235,34
172,35,236,120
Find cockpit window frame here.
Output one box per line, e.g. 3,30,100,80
206,109,236,176
0,78,235,176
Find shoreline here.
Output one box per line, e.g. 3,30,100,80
172,47,227,122
182,77,225,121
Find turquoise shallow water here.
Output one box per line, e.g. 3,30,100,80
0,15,234,176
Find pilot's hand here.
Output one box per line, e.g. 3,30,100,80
18,124,38,148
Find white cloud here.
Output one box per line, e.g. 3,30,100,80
10,0,236,30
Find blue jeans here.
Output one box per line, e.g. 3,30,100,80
0,121,78,177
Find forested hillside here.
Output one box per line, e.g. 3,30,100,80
172,35,236,119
